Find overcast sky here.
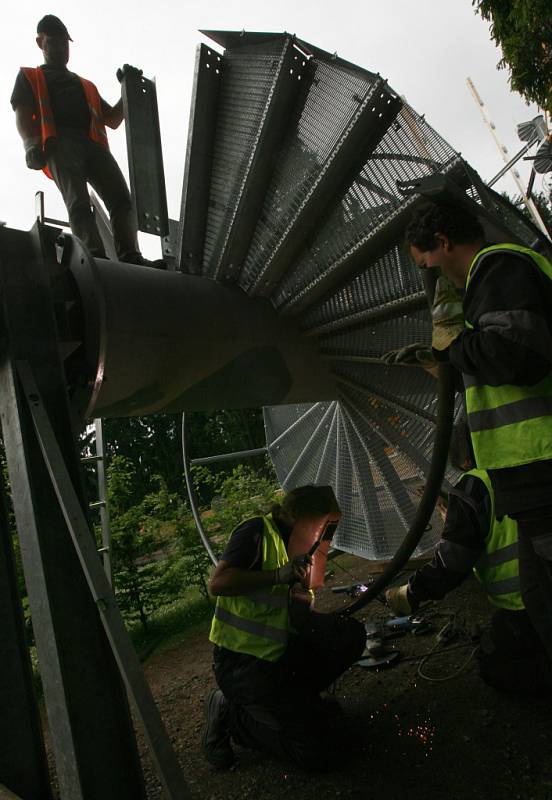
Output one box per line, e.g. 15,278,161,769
1,0,545,256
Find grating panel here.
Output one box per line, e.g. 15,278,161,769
301,244,425,332
239,54,378,290
202,38,292,276
191,31,541,564
264,391,445,560
319,309,432,359
272,105,458,310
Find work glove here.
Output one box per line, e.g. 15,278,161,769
382,342,437,371
431,276,464,352
275,555,312,586
25,143,46,170
385,584,418,616
116,63,143,83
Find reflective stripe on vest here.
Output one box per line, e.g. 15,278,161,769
463,243,552,470
209,514,291,661
21,66,109,180
468,469,524,610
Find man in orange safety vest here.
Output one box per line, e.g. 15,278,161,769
11,15,156,266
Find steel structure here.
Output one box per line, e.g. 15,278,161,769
1,29,552,800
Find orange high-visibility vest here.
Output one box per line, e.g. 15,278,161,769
21,66,109,180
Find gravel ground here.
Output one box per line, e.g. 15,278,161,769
44,557,552,799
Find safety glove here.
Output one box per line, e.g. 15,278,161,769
116,64,143,83
385,584,418,616
431,276,464,352
24,142,46,170
382,342,437,371
275,555,312,585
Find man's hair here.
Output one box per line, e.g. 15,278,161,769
405,201,485,252
272,485,340,525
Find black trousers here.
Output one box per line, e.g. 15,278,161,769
510,507,552,663
478,608,552,694
45,135,141,261
213,610,366,770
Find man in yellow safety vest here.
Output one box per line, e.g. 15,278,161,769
398,199,552,663
386,420,552,694
203,485,366,770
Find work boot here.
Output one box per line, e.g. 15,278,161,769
202,689,235,770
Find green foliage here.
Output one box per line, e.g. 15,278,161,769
4,407,278,659
502,188,552,234
106,451,280,635
107,455,191,631
103,408,265,503
192,459,281,545
473,1,552,111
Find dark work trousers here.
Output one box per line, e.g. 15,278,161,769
509,507,552,663
45,135,141,262
478,608,552,694
213,610,366,770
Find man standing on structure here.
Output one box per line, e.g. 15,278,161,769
202,485,366,770
11,15,152,265
401,200,552,662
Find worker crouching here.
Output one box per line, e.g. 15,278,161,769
386,422,552,695
203,485,366,770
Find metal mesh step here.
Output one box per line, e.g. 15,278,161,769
179,31,548,561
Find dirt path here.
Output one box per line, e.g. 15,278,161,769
136,562,552,800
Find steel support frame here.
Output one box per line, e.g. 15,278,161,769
18,362,190,800
177,44,222,272
122,68,169,238
0,471,51,799
0,222,156,799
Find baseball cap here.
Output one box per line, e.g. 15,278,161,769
36,14,73,41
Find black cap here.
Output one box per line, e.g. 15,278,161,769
36,14,73,41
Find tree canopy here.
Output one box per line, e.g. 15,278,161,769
473,1,552,112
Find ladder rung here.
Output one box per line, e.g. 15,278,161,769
81,455,103,463
98,546,110,554
89,500,106,510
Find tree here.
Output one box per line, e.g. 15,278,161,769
502,188,552,234
473,1,552,112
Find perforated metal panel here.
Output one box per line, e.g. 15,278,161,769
202,37,294,276
179,31,549,561
264,400,449,558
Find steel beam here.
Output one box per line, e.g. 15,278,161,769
18,362,190,800
212,37,310,282
0,223,147,800
177,44,222,273
0,473,51,800
249,80,403,298
122,68,169,237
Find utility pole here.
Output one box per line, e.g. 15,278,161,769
467,77,550,239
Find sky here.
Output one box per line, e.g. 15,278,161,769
1,0,546,256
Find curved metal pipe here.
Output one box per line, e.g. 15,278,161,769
343,266,456,616
343,360,455,615
181,413,218,566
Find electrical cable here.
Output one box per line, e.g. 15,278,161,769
343,359,456,617
417,640,479,682
342,266,456,617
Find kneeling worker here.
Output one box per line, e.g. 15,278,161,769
203,485,366,770
386,425,552,694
